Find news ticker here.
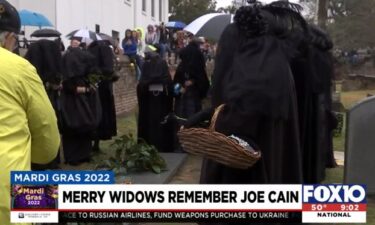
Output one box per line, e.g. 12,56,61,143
10,171,367,223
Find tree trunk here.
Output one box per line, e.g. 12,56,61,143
316,0,328,29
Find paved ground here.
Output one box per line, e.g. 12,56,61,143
169,155,202,184
334,151,345,166
137,152,348,225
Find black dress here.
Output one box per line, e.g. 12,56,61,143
199,23,303,185
289,25,337,183
60,48,100,164
88,41,117,140
137,52,174,152
174,41,209,118
24,39,63,169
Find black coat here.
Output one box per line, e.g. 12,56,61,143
174,42,210,118
200,23,303,185
88,41,117,140
24,39,62,85
24,40,63,129
60,48,101,135
137,52,174,152
174,41,209,100
289,25,336,183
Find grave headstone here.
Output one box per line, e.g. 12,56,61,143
345,96,375,194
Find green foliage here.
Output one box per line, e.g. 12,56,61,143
300,0,375,49
169,0,217,24
96,134,167,175
87,73,102,85
217,5,237,14
87,73,115,85
327,0,375,49
333,113,344,137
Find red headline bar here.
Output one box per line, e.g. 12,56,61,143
302,204,367,212
12,209,302,212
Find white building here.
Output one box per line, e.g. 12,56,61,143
8,0,169,45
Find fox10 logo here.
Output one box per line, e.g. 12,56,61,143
302,185,367,223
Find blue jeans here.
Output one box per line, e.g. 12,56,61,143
127,54,143,80
159,43,168,59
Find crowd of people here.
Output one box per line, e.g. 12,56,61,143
137,35,210,153
118,23,215,79
334,48,375,67
3,10,212,167
1,0,339,224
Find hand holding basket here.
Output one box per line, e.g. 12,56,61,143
177,104,261,169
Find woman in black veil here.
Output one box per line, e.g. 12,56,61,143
173,38,210,118
308,25,337,170
290,24,337,183
25,39,63,169
60,47,101,165
184,0,336,194
181,2,309,225
87,40,118,152
137,45,174,152
188,1,306,187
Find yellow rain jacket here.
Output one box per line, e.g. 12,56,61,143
0,47,60,224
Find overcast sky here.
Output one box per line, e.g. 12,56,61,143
216,0,299,9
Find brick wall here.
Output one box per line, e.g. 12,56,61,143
111,56,214,115
113,55,138,115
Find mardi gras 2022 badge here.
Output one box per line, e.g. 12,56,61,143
11,185,58,209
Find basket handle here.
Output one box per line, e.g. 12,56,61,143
209,104,226,131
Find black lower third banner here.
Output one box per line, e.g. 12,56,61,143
60,211,302,223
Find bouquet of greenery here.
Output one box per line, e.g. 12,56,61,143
95,134,167,175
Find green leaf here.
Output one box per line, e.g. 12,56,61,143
113,167,119,174
104,133,168,174
151,165,161,174
141,151,151,157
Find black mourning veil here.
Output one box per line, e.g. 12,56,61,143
212,1,308,120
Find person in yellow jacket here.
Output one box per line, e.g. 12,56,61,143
0,0,60,224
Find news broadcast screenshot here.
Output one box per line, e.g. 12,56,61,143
1,0,374,224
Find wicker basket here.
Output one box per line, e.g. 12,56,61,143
177,104,261,169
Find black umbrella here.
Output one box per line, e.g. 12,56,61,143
66,29,101,43
98,33,115,46
31,29,61,38
184,13,233,41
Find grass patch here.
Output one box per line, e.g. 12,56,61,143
323,167,344,184
341,89,375,109
91,111,138,163
333,89,375,152
333,113,346,152
333,134,345,152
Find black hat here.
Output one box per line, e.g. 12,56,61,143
0,0,21,33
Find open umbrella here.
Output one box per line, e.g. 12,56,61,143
66,29,102,44
166,21,186,29
184,13,233,41
31,28,61,38
18,9,53,27
97,33,115,45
